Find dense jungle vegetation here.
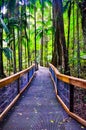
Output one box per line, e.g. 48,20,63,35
0,0,86,79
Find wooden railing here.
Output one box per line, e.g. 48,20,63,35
49,63,86,127
0,64,35,121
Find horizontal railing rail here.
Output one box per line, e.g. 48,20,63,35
0,64,36,121
49,63,86,127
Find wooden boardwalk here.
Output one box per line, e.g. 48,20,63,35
0,66,86,130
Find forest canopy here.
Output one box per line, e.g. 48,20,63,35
0,0,86,79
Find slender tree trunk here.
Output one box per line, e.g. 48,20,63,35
28,3,31,66
25,5,30,67
40,1,44,66
77,5,80,78
18,5,23,71
45,39,48,67
17,9,22,71
13,27,16,73
66,1,71,73
34,6,36,64
52,4,54,58
79,1,86,51
73,1,75,67
0,4,5,78
52,22,62,67
67,1,71,50
52,0,58,67
24,3,28,68
0,25,4,77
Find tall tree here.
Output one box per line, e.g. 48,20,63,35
52,0,63,67
79,0,86,51
52,0,70,75
34,5,37,64
40,0,44,66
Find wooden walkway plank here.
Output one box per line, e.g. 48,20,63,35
0,66,86,130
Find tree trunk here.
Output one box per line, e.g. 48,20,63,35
40,1,44,66
18,5,23,71
58,0,70,75
52,22,62,67
52,0,62,68
13,27,17,73
52,0,70,75
34,6,37,64
0,4,5,78
79,1,86,51
0,26,4,78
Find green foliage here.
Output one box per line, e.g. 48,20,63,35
0,15,9,34
8,17,19,26
3,47,12,60
26,14,34,19
63,0,71,13
8,0,16,13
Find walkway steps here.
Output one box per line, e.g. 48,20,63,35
0,67,86,130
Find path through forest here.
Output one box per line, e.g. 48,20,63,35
0,66,85,130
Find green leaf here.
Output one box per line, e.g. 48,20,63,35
50,120,55,123
8,0,16,13
36,30,43,39
0,16,9,34
3,47,12,60
9,17,19,24
26,13,35,19
63,1,70,13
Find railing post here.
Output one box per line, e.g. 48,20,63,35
28,71,29,82
70,84,74,112
32,67,34,75
18,78,20,94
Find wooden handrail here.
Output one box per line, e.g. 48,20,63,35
0,64,35,121
49,63,86,126
49,63,86,89
0,64,35,89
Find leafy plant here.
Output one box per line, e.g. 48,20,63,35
3,47,12,60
